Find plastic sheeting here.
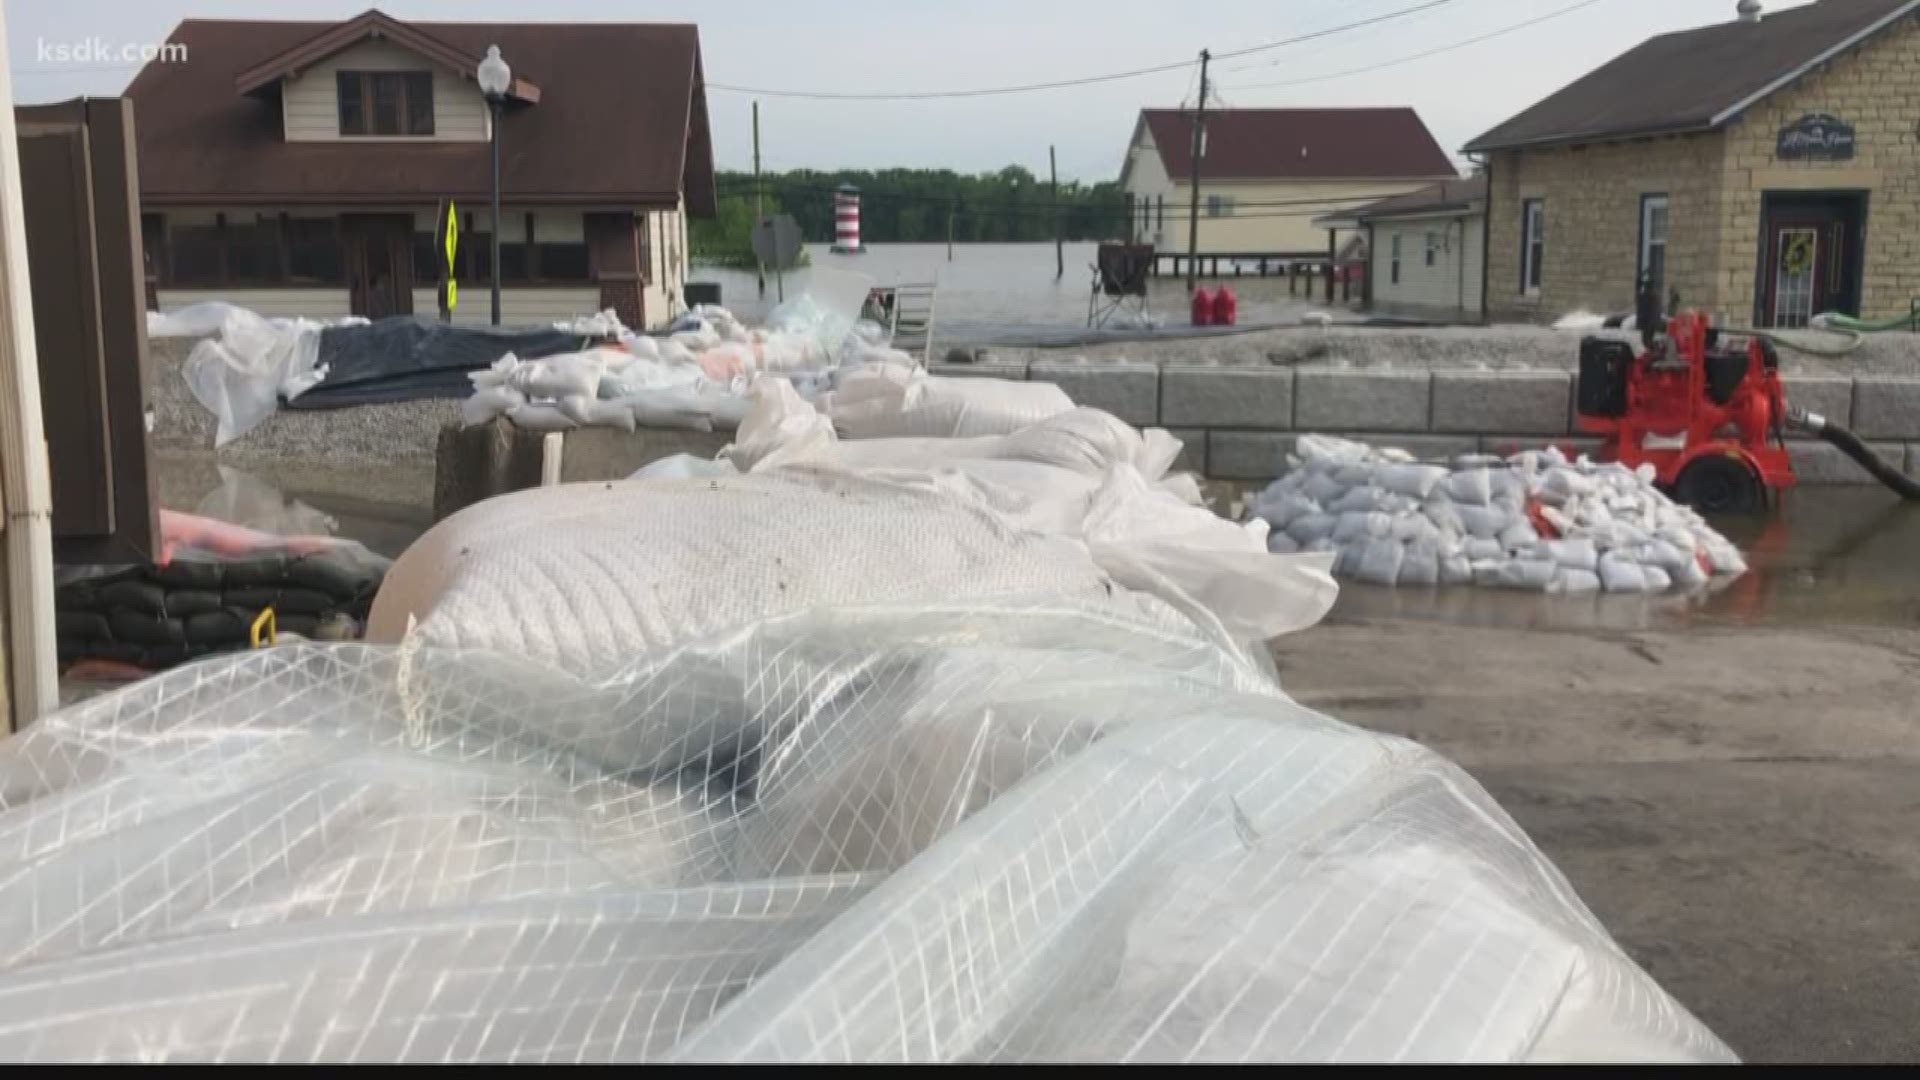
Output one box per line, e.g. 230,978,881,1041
0,595,1731,1062
293,318,588,408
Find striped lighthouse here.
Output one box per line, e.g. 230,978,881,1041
830,182,864,254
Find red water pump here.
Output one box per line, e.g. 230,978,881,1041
1574,292,1794,512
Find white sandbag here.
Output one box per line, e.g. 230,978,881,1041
461,385,525,428
557,395,639,432
1701,539,1748,576
1376,463,1450,500
523,351,610,400
1542,538,1599,572
1332,463,1377,488
1576,521,1652,548
1422,500,1465,539
1351,538,1405,586
629,453,738,481
1328,487,1396,514
1252,492,1319,530
658,339,697,366
1304,538,1338,554
826,364,1074,440
1266,531,1299,555
1391,514,1441,546
1538,468,1596,506
1286,513,1339,545
1444,469,1499,506
1598,553,1653,593
1457,504,1513,539
1439,554,1474,585
1479,558,1556,591
1332,512,1394,543
1645,566,1673,592
1398,540,1441,586
617,389,716,433
1499,521,1542,550
1669,550,1711,589
623,334,662,361
1463,537,1505,562
1550,568,1603,594
505,402,577,431
1301,472,1348,505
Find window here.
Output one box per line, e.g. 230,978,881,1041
337,71,434,136
1390,232,1402,286
1424,232,1438,267
223,213,283,283
1638,194,1669,290
1206,194,1233,218
1521,198,1545,295
168,222,222,285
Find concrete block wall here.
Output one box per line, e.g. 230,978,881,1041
927,356,1920,484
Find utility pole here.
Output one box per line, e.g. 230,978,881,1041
1050,144,1063,279
752,100,765,297
1185,48,1210,293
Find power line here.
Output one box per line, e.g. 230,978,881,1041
1221,0,1604,89
714,178,1385,215
705,0,1455,100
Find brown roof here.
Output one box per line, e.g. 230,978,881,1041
1349,175,1487,220
1466,0,1920,152
125,11,715,213
1136,108,1455,182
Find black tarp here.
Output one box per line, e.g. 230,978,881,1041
286,317,590,409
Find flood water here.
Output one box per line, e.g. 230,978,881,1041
692,242,1329,342
1327,487,1920,632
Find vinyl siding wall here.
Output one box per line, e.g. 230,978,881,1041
1370,211,1484,318
281,39,488,143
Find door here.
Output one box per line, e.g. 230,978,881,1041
1758,192,1864,329
342,214,414,319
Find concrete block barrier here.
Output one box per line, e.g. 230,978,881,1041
1849,376,1920,440
1030,357,1159,427
1294,369,1430,433
1159,364,1294,428
1166,428,1207,475
1206,431,1296,480
1781,374,1853,430
927,359,1030,381
1788,439,1911,484
1431,370,1571,435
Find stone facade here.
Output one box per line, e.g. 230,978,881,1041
1485,10,1920,325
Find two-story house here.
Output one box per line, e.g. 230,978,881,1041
1119,108,1457,258
126,9,715,330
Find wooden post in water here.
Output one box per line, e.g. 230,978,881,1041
752,101,765,297
1050,144,1062,279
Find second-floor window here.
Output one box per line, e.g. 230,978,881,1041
1521,198,1545,295
337,71,434,137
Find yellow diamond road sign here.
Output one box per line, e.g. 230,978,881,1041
443,201,459,313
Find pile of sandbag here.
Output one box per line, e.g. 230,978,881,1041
1248,435,1748,593
56,511,390,670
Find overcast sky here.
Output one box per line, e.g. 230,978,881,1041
5,0,1813,180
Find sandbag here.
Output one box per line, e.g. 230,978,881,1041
184,610,253,646
1351,538,1405,586
1552,568,1603,594
98,580,169,617
1598,553,1653,593
1376,463,1449,500
1286,513,1339,545
1332,512,1394,543
1398,540,1441,586
55,611,111,640
109,610,187,647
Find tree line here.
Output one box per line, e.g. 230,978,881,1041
690,166,1131,261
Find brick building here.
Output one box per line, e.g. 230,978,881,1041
1466,0,1920,328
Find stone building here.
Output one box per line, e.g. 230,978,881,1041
1466,0,1920,328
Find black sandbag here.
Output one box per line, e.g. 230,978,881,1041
223,587,338,615
284,550,389,600
99,579,169,617
56,610,112,640
184,610,252,646
82,640,152,665
275,614,320,638
57,635,88,661
108,610,187,647
153,558,226,591
219,554,292,589
289,317,587,409
168,589,225,617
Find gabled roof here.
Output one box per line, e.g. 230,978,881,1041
1131,108,1456,183
1312,176,1486,230
1466,0,1920,152
125,13,715,213
234,9,539,103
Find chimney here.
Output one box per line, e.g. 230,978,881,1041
1736,0,1762,23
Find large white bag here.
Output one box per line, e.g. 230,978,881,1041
822,363,1075,439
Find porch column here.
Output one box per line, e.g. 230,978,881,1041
585,211,644,330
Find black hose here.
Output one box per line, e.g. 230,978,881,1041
1794,409,1920,500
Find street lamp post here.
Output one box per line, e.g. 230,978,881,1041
477,45,511,326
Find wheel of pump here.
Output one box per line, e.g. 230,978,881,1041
1674,453,1764,514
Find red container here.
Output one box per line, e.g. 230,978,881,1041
1190,287,1214,327
1211,286,1237,326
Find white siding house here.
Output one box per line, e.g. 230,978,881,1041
1317,177,1487,322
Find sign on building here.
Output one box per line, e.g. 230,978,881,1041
1776,114,1855,161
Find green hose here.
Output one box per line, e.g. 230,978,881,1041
1813,309,1920,333
1718,322,1865,358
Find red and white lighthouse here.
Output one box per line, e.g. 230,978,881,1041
831,183,864,254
